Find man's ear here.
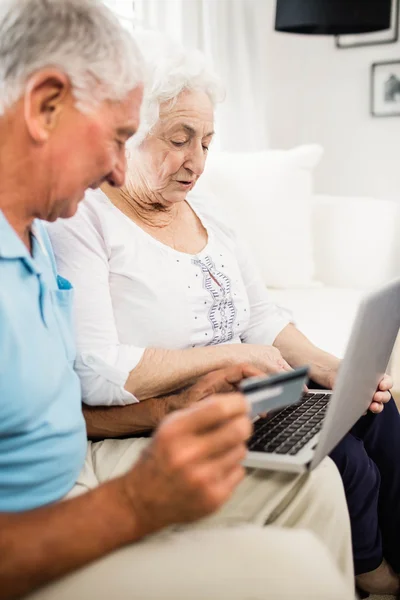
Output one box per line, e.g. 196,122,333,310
24,69,72,143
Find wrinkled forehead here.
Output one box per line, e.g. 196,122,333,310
158,89,215,135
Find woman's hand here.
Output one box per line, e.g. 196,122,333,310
232,344,293,376
369,373,393,414
308,355,341,391
315,360,393,414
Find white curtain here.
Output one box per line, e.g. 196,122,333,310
140,0,270,151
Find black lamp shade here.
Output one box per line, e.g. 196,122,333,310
275,0,392,35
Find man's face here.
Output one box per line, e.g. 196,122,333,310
43,85,143,221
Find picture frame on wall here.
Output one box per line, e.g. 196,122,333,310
336,0,399,48
371,60,400,117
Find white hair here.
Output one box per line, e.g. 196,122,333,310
130,30,225,146
0,0,144,116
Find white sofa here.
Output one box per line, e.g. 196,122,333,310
194,145,400,389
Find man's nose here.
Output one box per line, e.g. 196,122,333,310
106,152,127,188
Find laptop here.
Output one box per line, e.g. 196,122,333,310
240,278,400,473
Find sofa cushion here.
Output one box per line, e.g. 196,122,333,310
194,144,323,288
268,286,365,358
312,195,399,288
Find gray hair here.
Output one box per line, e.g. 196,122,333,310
0,0,144,116
130,30,225,146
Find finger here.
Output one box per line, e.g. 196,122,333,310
213,464,246,500
198,364,265,396
195,376,236,397
369,401,384,414
265,361,291,377
172,393,249,434
209,443,248,477
196,415,252,460
224,363,266,383
279,359,293,373
373,391,391,404
379,374,393,391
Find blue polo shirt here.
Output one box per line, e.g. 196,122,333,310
0,211,87,512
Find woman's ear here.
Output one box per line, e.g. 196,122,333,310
24,68,72,143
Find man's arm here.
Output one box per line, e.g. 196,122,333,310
0,477,146,600
83,396,171,439
0,389,251,600
84,364,264,439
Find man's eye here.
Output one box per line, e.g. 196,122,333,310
116,140,124,150
171,140,186,147
202,145,209,152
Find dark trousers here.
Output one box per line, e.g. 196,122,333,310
329,396,400,576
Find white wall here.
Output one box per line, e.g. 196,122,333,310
264,2,400,202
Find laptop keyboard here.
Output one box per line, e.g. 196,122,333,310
247,393,331,456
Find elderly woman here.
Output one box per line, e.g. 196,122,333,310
48,34,400,595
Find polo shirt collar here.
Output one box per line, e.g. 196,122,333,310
0,210,42,275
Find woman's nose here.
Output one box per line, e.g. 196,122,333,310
184,145,206,176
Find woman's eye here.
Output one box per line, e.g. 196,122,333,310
116,140,124,150
202,145,209,152
171,140,186,147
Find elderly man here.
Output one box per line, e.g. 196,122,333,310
0,1,355,599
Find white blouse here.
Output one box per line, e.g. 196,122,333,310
47,189,291,406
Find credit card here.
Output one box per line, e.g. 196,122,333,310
239,366,309,419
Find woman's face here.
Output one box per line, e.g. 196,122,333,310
130,89,214,205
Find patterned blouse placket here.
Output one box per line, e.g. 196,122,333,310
193,255,237,345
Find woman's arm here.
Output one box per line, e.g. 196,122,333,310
274,323,340,388
231,228,392,409
274,324,392,413
124,344,262,399
231,234,341,387
79,341,287,402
